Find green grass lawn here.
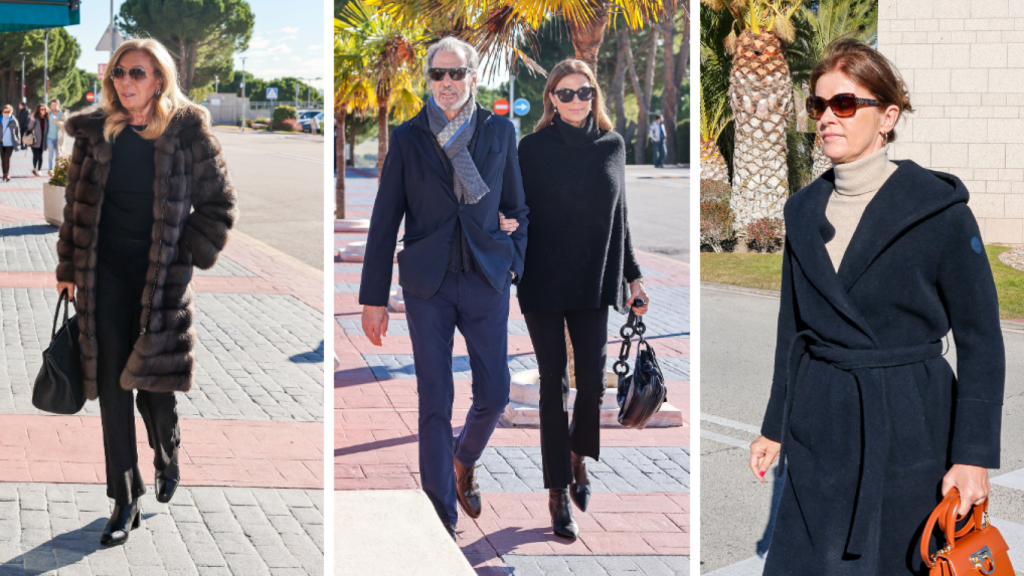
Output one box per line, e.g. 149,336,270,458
701,246,1024,319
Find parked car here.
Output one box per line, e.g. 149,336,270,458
299,111,324,134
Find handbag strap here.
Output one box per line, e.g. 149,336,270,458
52,288,70,341
612,302,649,377
920,487,991,568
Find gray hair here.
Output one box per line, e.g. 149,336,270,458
425,36,480,80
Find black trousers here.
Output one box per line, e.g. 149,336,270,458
31,146,42,170
1,146,12,176
523,307,609,489
96,233,180,505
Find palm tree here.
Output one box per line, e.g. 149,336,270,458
700,4,733,184
370,0,668,76
701,0,801,232
791,0,877,178
335,30,376,219
336,0,427,179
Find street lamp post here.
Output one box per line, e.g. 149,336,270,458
18,52,27,104
239,57,247,132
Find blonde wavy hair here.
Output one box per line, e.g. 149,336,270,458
534,59,613,133
101,38,208,142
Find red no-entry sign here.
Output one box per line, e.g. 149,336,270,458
493,99,509,115
85,92,95,102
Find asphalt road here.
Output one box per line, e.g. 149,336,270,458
213,129,325,269
699,284,1024,574
623,165,689,263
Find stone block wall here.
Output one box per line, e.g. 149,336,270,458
878,0,1024,243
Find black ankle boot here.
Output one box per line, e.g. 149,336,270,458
155,470,179,504
100,499,141,546
549,488,579,540
570,452,591,512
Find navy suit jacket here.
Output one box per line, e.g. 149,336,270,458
359,103,529,306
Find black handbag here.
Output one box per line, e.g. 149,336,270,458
614,301,667,429
33,289,85,414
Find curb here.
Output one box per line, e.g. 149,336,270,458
232,229,324,280
701,282,780,299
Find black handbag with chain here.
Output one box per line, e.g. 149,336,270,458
614,300,667,429
32,289,85,414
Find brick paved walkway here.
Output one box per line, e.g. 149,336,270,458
335,168,690,575
0,147,324,574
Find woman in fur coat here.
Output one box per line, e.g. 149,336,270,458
55,38,237,546
749,39,1005,575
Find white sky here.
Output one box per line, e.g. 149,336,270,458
65,0,324,90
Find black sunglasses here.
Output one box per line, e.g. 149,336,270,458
427,67,471,82
552,87,595,103
806,93,879,119
110,66,149,81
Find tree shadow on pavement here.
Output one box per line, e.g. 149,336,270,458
0,223,57,237
289,340,324,364
334,433,418,457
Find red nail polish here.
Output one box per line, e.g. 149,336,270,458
760,470,766,478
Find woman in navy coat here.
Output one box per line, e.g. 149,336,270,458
749,39,1005,575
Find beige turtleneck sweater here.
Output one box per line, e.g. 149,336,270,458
824,147,899,271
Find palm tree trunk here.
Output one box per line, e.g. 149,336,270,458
348,120,356,166
565,1,610,75
613,27,629,137
376,90,389,179
660,2,678,165
336,106,347,219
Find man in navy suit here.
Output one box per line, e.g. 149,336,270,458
359,36,529,539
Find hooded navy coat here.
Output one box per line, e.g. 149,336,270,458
760,160,1005,575
358,103,528,306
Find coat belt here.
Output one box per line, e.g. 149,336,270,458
778,330,943,557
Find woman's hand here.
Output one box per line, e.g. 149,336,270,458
626,280,650,315
943,464,991,516
56,281,75,300
498,212,518,235
750,436,781,483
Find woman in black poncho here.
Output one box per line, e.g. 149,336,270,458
512,59,651,540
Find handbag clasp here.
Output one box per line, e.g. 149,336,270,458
971,545,996,575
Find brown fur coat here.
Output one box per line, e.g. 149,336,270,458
56,104,238,400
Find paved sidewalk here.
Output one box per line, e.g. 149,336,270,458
335,168,690,575
0,147,325,574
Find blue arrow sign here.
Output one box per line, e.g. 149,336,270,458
513,98,530,115
266,88,278,100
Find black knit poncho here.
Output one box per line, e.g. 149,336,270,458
516,113,642,315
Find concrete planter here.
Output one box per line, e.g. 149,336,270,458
42,183,65,227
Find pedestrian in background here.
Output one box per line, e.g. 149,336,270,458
17,103,30,151
749,39,1004,575
27,104,48,176
649,114,666,168
46,98,63,174
359,36,527,541
514,59,651,540
56,37,238,548
1,104,20,182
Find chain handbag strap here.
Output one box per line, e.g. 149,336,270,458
141,166,172,336
613,301,647,377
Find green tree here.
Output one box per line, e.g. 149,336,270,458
65,71,100,111
118,0,255,93
0,29,82,108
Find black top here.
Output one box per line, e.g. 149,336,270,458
516,114,641,314
100,125,156,240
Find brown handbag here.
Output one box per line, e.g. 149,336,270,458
920,487,1013,576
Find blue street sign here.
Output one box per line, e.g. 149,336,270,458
267,88,278,100
513,98,530,115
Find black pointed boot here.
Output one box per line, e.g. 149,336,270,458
570,452,592,512
100,499,141,547
155,470,179,504
549,488,579,540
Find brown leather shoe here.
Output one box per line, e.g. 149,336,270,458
454,457,482,518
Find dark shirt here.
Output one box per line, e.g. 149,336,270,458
100,125,156,240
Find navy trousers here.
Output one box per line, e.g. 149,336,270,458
405,269,512,525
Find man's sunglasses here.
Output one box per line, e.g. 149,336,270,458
427,67,471,82
552,87,595,103
806,93,879,119
110,66,149,81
